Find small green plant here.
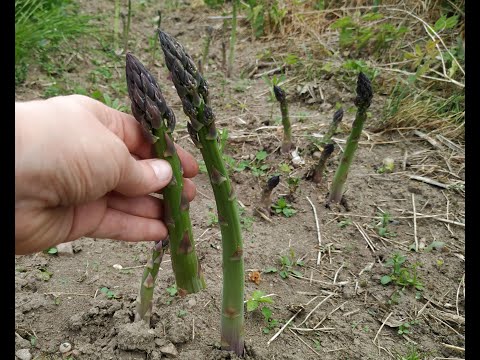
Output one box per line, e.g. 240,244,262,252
207,210,219,227
245,290,274,312
261,306,280,334
238,206,254,232
271,250,304,279
397,320,418,335
177,309,188,318
100,286,120,299
398,345,421,360
338,218,352,228
272,197,297,218
380,253,424,291
166,284,178,297
375,212,396,238
44,247,58,255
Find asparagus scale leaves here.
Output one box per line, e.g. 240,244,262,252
328,72,373,203
158,30,245,356
125,54,205,323
273,85,293,153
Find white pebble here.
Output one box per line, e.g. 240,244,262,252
59,342,72,353
15,349,32,360
113,264,123,270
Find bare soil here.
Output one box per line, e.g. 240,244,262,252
15,2,465,359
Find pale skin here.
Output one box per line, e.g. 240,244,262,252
15,95,199,255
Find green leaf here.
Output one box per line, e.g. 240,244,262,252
247,300,259,312
380,275,392,285
262,327,270,334
264,267,277,273
177,309,187,318
424,241,445,252
279,270,288,279
47,247,58,255
166,284,178,296
259,296,274,304
255,150,268,161
290,270,303,278
261,306,272,320
252,290,264,300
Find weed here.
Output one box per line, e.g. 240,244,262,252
381,253,424,291
272,197,296,218
100,286,120,299
398,320,419,335
265,249,304,279
245,290,274,312
244,0,287,38
261,306,280,334
177,309,188,318
166,284,178,297
398,345,421,360
15,0,91,84
44,247,58,255
338,218,352,228
238,206,254,232
207,211,219,227
375,212,396,238
91,89,128,112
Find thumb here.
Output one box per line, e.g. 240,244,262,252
115,156,173,196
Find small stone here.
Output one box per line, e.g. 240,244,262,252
160,342,178,358
59,342,72,353
312,151,322,159
187,298,196,308
112,264,123,270
15,349,32,360
56,242,74,256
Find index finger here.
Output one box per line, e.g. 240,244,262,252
74,95,199,178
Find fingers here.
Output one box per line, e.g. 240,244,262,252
71,95,154,159
115,157,172,197
106,193,163,219
175,144,199,178
107,179,196,218
87,208,169,242
183,178,196,201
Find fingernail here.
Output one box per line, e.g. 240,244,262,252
150,160,172,182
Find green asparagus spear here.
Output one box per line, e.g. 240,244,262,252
273,85,293,153
312,143,334,185
201,26,214,73
328,72,373,203
321,108,344,146
126,54,205,313
158,30,245,356
227,0,238,77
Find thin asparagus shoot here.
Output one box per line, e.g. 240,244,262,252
258,175,280,217
273,85,293,153
126,54,206,316
227,0,238,77
158,30,245,356
312,143,335,185
201,26,214,73
321,108,344,146
328,72,373,203
135,239,169,325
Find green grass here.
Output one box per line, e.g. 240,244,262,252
15,0,91,85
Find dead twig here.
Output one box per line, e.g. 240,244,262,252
306,196,322,266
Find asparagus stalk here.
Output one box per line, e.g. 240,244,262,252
158,30,245,356
321,108,344,146
312,143,334,185
126,54,206,306
328,72,373,203
135,239,169,324
258,175,280,217
273,85,293,153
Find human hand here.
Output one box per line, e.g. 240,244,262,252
15,95,199,255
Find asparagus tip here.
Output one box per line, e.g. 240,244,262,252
333,108,344,123
267,175,280,191
323,143,335,156
354,72,373,109
273,85,285,102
